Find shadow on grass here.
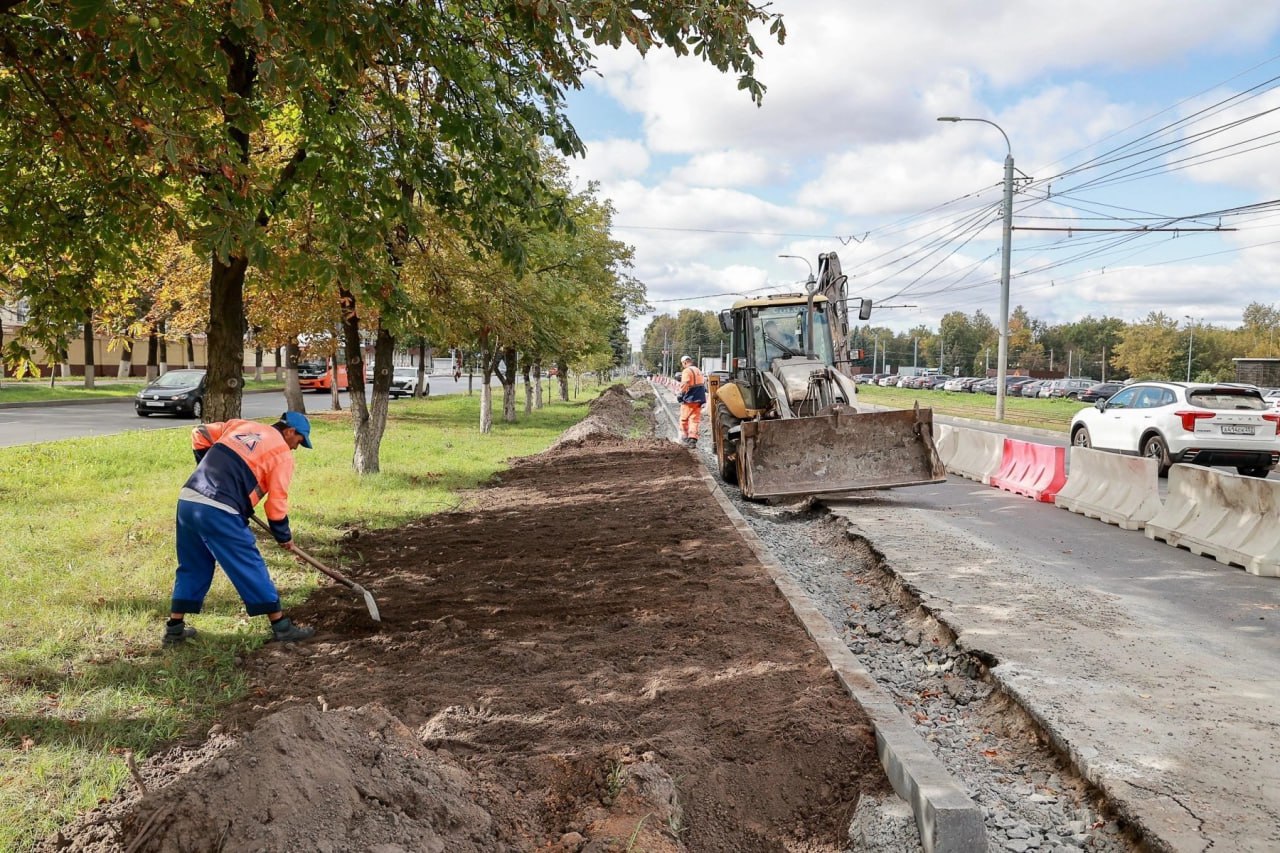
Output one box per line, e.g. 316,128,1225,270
0,635,250,751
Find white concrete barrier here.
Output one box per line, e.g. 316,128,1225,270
943,426,1004,484
1055,447,1163,531
1146,464,1280,577
932,423,959,469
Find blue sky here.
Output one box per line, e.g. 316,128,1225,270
562,2,1280,351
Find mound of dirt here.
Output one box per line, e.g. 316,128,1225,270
544,383,647,450
46,383,890,852
73,703,513,853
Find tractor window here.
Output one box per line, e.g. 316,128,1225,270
752,304,833,370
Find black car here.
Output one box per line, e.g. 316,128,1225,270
1077,382,1123,403
135,369,207,418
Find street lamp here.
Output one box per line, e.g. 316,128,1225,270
1183,315,1203,382
938,116,1015,420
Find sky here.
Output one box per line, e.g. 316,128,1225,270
561,2,1280,359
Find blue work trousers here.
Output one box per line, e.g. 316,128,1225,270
172,500,281,616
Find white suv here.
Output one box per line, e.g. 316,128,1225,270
1069,381,1280,477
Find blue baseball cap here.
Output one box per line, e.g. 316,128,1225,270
281,411,313,448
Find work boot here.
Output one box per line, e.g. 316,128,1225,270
269,617,315,643
686,437,699,448
162,621,197,646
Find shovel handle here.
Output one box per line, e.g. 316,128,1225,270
248,515,357,591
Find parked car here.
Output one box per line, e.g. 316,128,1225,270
1048,378,1097,400
1020,380,1047,398
1069,381,1280,476
389,366,429,398
1037,380,1058,398
299,360,349,392
921,375,950,390
959,376,986,392
942,376,971,392
135,369,207,419
1265,388,1280,410
1077,382,1122,403
979,376,1033,395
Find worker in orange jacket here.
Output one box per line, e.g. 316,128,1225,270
677,355,707,449
164,411,316,646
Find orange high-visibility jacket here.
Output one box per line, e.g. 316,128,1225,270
185,419,296,541
680,365,707,404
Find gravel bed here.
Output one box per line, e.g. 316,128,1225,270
674,417,1141,853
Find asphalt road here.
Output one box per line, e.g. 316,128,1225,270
0,374,507,448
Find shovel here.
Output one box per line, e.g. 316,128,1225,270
250,516,382,622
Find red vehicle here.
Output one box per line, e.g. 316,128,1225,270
298,360,349,392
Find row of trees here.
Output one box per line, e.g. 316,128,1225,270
0,0,785,472
642,303,1280,382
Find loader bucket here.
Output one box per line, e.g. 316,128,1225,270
738,407,946,499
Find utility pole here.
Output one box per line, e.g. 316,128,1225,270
985,348,990,372
913,337,918,369
1101,346,1107,382
1049,348,1054,372
938,116,1015,420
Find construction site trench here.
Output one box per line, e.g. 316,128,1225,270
43,382,1142,852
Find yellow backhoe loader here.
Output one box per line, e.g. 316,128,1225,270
710,252,945,499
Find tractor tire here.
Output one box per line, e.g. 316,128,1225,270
715,403,739,485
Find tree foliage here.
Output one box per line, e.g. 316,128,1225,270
1,0,785,416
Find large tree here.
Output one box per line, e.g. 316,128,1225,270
1,0,785,420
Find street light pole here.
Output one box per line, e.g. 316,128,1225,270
1183,315,1202,382
938,116,1014,420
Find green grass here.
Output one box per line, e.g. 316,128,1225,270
857,384,1090,433
0,389,596,850
0,377,283,404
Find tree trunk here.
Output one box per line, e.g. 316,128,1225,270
118,338,133,378
329,342,342,411
416,336,429,398
59,345,70,379
344,296,391,475
275,346,283,380
146,329,158,381
283,340,305,413
479,334,494,434
206,252,250,420
532,358,543,410
185,334,196,369
254,346,263,381
501,346,517,423
522,359,533,414
82,312,96,389
557,359,569,401
158,329,168,376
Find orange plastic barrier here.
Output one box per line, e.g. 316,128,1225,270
988,438,1067,503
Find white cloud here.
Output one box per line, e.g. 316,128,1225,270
568,138,650,189
573,2,1280,347
666,150,786,188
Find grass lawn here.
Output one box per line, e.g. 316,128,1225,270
0,377,284,405
0,388,599,851
857,384,1089,433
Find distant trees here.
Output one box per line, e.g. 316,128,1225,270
641,301,1280,383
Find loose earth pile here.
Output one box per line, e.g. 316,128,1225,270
46,385,888,852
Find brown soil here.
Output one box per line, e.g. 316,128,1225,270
46,385,889,853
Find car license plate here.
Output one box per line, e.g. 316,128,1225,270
1221,424,1255,435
